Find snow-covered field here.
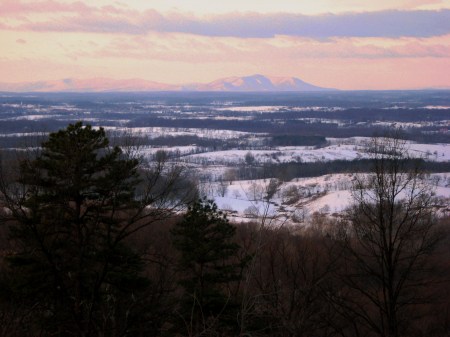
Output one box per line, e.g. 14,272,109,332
205,173,450,225
181,137,450,165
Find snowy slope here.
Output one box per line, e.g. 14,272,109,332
206,173,450,225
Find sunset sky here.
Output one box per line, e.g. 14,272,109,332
1,0,449,90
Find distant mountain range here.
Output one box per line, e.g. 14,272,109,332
0,74,334,92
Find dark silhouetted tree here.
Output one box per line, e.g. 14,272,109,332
0,122,192,337
171,199,248,336
335,136,440,337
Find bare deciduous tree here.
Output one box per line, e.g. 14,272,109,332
336,136,441,337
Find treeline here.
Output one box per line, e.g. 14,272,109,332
270,158,450,180
0,133,330,153
233,159,450,181
270,134,327,147
273,107,449,122
128,118,449,144
1,210,448,337
0,134,49,149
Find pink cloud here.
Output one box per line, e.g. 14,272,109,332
403,0,444,8
391,41,450,57
16,38,27,44
82,34,450,63
1,0,449,38
0,0,90,15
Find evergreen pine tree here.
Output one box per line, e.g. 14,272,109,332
1,122,149,336
171,199,247,336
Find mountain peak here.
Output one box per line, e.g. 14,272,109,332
195,74,331,92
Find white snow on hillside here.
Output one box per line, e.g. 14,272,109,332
408,143,450,161
306,190,353,214
181,139,450,165
204,173,450,225
104,126,259,139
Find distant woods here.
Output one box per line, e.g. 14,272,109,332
0,123,448,337
1,91,449,147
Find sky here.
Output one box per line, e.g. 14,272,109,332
1,0,450,90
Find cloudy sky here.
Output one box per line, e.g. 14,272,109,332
1,0,449,89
